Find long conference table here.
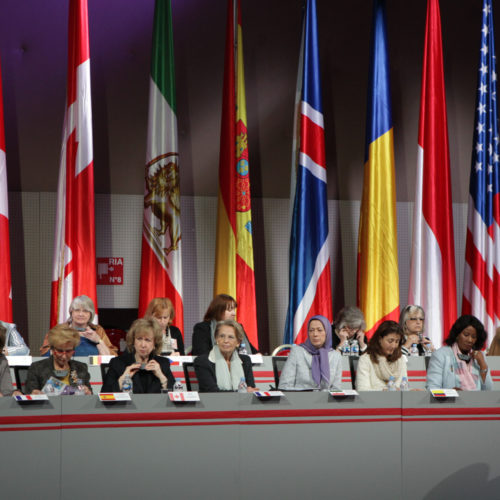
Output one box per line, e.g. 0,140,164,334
2,355,500,499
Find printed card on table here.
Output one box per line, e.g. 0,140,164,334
168,391,200,402
253,391,283,398
431,389,459,398
330,390,358,397
99,393,132,402
249,354,263,364
7,355,32,366
89,355,116,365
14,394,49,402
166,355,193,365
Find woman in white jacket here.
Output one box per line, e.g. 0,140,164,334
356,321,407,391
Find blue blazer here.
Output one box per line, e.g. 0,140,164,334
426,346,492,390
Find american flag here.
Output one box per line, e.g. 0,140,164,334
462,0,500,342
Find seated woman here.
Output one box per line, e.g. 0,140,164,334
426,315,492,391
144,297,185,355
0,319,30,356
487,327,500,355
101,318,174,393
279,315,342,391
25,325,92,394
191,294,257,355
40,295,117,357
0,324,22,396
399,305,434,356
194,320,258,392
356,321,407,391
332,306,368,354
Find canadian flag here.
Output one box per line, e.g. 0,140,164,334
0,57,12,322
50,0,97,327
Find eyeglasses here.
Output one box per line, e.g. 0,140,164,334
52,347,75,354
408,317,424,322
341,327,360,335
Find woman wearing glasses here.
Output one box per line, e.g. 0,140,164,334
399,305,434,356
40,295,117,357
332,306,368,354
25,325,92,394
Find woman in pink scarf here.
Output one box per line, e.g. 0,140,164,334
426,315,492,391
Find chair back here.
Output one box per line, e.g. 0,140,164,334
14,366,30,393
271,344,293,356
272,356,288,389
100,363,111,384
183,362,199,391
349,356,360,390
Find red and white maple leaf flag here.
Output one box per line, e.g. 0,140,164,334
50,0,97,327
0,57,13,322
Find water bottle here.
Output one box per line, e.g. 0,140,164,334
387,375,396,391
122,374,133,394
400,376,409,391
342,342,350,356
410,343,419,356
238,377,247,393
173,378,184,392
74,378,86,395
239,343,248,355
351,340,359,356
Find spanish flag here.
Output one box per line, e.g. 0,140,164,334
214,0,258,348
357,0,400,337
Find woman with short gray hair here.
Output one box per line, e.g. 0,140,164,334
333,306,368,354
40,295,117,357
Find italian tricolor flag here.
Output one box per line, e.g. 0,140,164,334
139,0,183,331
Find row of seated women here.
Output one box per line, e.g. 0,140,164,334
1,293,257,359
279,314,492,391
0,316,257,395
0,311,492,396
0,290,495,395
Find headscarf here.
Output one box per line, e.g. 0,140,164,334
300,315,332,387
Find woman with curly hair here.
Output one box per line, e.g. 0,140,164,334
426,315,492,391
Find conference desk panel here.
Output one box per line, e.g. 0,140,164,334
0,396,62,498
2,393,401,500
401,391,500,500
238,391,402,500
3,392,500,499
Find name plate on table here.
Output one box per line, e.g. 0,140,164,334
14,394,48,402
168,391,200,402
249,354,263,364
166,356,193,365
254,391,283,398
431,389,459,398
7,355,32,366
89,355,116,365
330,390,359,397
99,393,131,402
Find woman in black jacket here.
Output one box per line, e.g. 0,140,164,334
102,318,174,393
194,320,258,392
191,294,257,355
